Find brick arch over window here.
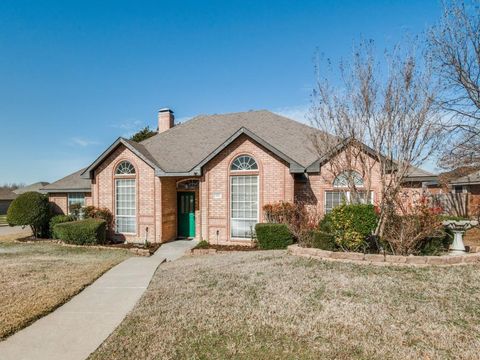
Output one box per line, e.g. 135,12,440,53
230,155,258,171
333,170,364,188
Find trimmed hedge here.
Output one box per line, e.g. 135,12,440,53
53,219,107,245
49,215,75,239
255,223,293,250
7,191,51,238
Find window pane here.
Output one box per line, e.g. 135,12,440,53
68,192,85,214
115,179,136,233
231,175,258,238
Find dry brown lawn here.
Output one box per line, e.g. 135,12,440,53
91,251,480,360
0,239,131,339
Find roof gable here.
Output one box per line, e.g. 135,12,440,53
81,137,161,179
140,110,325,174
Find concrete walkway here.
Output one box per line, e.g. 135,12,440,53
0,239,197,360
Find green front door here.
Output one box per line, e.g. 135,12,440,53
177,192,195,238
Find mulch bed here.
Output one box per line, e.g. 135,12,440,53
200,244,258,252
107,242,161,252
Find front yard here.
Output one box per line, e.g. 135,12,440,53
91,251,480,360
0,238,131,339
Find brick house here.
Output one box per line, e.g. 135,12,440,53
42,109,434,244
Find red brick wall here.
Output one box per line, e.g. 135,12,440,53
201,134,294,244
93,144,157,243
295,150,384,218
49,192,92,215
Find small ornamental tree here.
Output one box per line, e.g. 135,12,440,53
7,191,51,238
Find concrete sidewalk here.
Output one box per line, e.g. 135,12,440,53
0,239,196,360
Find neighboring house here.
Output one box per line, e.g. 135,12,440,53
43,109,435,244
420,167,480,218
14,181,50,195
0,182,50,215
446,170,480,217
0,189,17,215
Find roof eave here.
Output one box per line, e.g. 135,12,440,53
42,188,92,193
81,138,162,179
402,176,439,183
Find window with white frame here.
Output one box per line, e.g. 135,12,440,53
68,193,85,213
333,170,364,188
115,161,136,234
231,175,259,238
324,190,374,213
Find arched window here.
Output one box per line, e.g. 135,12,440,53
231,155,258,171
333,170,364,188
115,161,136,175
114,161,136,234
230,155,259,239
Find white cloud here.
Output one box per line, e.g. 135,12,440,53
110,118,144,138
70,137,99,147
271,104,310,124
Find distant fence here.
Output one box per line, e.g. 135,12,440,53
429,193,468,217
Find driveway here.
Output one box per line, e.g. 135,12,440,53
0,225,31,238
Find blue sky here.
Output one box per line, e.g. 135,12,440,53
0,0,442,184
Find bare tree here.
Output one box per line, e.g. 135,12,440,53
309,40,443,237
428,0,480,168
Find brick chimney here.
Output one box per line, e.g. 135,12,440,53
158,108,174,133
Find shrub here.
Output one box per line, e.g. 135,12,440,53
69,203,82,220
83,206,114,232
195,240,210,249
7,192,51,238
53,219,107,245
255,223,293,249
49,215,75,239
309,230,337,250
383,197,445,255
330,204,378,252
263,201,320,242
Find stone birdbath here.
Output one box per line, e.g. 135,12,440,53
442,220,478,255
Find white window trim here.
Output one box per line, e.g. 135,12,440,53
230,175,259,240
324,190,374,214
115,178,137,235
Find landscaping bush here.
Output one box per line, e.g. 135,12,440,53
309,230,337,251
263,201,320,242
383,197,445,255
330,204,378,252
49,215,75,239
195,240,210,249
7,192,51,238
83,206,114,232
53,219,107,245
255,223,293,249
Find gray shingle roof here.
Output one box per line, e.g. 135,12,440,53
42,169,91,192
405,165,436,180
450,170,480,185
140,110,324,173
14,182,50,195
0,188,17,201
52,109,435,190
